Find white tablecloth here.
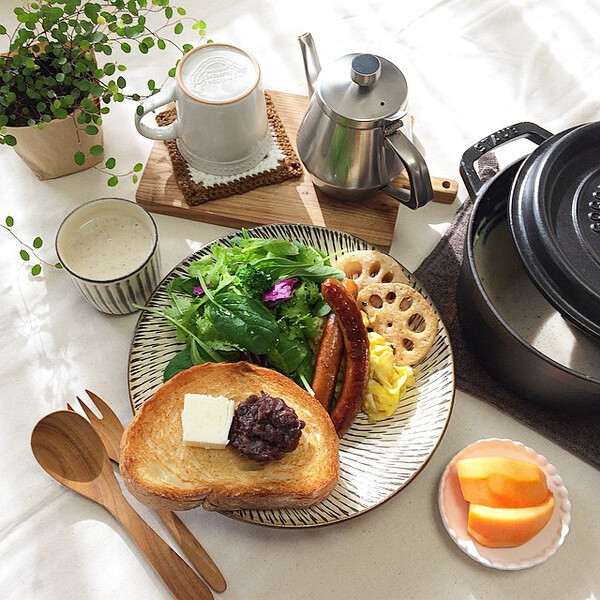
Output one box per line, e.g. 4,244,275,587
2,1,599,598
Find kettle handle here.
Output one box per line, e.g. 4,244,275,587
383,130,434,209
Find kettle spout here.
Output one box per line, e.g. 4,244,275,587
298,32,322,96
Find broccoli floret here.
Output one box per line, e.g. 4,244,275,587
275,281,325,339
235,265,272,297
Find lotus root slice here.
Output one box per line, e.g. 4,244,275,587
334,250,409,291
358,282,438,365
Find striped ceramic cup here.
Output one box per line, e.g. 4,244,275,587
55,198,160,315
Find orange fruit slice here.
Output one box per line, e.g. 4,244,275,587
467,492,555,548
457,457,548,508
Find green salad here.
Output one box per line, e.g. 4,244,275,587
145,231,345,389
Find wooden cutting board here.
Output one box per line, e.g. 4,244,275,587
135,90,452,249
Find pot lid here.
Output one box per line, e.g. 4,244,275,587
509,121,600,339
315,53,409,128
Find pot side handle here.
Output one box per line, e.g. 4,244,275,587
460,122,552,197
384,130,434,210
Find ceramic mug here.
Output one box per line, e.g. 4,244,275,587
55,198,160,315
135,43,270,175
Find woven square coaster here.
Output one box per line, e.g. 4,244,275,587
155,92,303,206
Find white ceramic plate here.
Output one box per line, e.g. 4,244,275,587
439,438,571,569
128,223,455,527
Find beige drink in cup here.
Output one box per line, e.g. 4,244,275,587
55,198,160,314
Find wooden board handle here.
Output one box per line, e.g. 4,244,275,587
395,173,459,204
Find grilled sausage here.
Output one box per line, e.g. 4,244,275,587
311,279,359,412
342,278,358,299
312,313,344,411
321,278,370,437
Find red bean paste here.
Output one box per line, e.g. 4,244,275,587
229,391,305,464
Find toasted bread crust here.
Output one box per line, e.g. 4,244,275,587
120,362,339,511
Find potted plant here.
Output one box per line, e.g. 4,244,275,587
0,0,206,181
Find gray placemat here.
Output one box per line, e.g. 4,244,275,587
415,197,600,469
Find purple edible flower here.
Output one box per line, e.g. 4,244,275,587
193,284,205,296
262,277,300,306
239,352,269,367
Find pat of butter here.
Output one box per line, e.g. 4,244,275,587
181,393,235,449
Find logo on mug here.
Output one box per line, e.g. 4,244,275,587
189,57,247,93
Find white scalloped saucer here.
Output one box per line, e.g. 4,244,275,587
438,438,571,570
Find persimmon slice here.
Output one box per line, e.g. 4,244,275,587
457,457,548,508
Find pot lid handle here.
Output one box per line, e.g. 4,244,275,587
460,122,552,197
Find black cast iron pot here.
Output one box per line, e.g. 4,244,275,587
458,122,600,413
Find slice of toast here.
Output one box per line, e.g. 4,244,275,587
120,362,339,511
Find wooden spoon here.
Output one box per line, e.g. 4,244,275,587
31,411,213,600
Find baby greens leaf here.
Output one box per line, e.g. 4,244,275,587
266,335,308,376
208,291,279,355
163,347,193,382
167,276,201,296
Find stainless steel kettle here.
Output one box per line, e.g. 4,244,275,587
297,33,434,208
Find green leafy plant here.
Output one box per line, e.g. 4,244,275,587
0,0,206,185
2,215,62,276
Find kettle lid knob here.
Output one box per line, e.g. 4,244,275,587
351,54,381,86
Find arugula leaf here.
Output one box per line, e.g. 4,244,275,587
208,291,280,355
295,242,328,263
250,256,344,282
313,299,332,317
136,304,223,363
230,235,299,257
189,339,208,366
163,295,203,342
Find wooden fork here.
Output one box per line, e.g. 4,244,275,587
68,390,227,594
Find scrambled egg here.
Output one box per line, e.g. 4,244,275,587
362,331,415,422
